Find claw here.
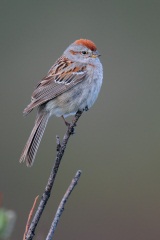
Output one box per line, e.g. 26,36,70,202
70,127,75,134
84,106,89,111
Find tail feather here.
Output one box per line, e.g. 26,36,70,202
20,113,50,167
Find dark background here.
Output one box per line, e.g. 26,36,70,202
1,1,160,239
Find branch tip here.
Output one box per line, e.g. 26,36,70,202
46,170,82,239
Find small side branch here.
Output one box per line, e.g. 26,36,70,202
46,170,82,240
23,196,39,240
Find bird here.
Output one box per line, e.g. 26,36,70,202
20,39,103,166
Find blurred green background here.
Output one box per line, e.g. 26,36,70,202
1,0,160,239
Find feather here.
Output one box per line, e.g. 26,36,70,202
19,113,49,166
23,57,87,115
74,39,97,51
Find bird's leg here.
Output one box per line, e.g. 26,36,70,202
61,116,75,134
61,116,70,127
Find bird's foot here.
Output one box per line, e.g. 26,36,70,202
61,116,70,127
62,116,75,134
84,106,89,111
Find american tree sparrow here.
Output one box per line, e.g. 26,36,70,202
20,39,103,166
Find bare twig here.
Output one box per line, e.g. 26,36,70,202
46,170,82,240
25,110,83,240
23,196,39,240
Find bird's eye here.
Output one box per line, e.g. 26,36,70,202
81,51,87,55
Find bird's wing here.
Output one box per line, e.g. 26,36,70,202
24,56,87,115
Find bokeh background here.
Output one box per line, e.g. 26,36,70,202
1,1,160,239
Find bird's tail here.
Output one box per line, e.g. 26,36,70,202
19,112,50,167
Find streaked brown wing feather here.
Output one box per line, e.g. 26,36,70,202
24,56,87,115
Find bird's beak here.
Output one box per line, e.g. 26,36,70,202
91,50,101,58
